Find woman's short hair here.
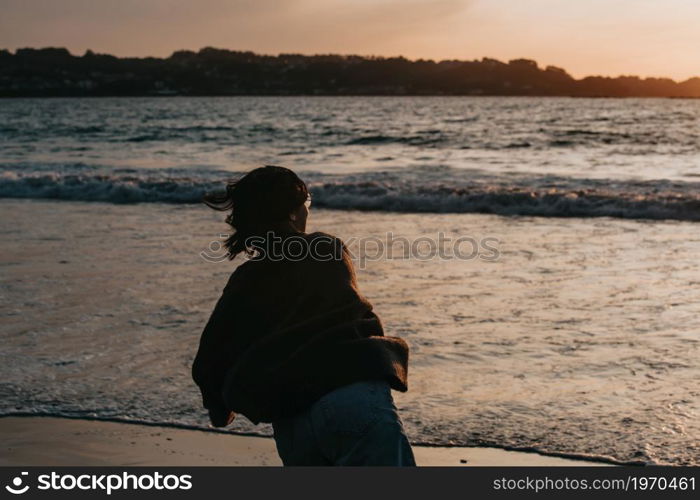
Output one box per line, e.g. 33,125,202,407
203,165,309,258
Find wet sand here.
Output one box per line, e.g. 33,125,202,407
0,417,606,466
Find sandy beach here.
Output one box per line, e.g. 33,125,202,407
0,416,608,466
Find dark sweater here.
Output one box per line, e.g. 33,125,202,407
191,232,410,426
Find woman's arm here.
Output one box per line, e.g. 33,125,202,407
192,280,239,427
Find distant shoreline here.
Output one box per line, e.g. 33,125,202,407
2,47,699,98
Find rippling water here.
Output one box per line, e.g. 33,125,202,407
0,97,699,464
2,97,700,220
2,97,700,181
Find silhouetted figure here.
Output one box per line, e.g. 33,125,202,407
192,166,415,466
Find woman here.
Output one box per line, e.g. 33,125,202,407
192,165,415,466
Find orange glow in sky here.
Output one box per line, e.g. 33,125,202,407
2,0,699,80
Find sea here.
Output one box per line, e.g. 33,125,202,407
0,96,698,465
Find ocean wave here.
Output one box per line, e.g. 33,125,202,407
312,182,700,220
0,170,216,204
2,164,700,221
346,134,446,146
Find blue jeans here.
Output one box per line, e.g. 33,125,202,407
271,379,416,466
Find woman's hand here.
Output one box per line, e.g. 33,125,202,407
208,407,236,427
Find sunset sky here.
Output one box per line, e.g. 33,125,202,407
2,0,699,80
